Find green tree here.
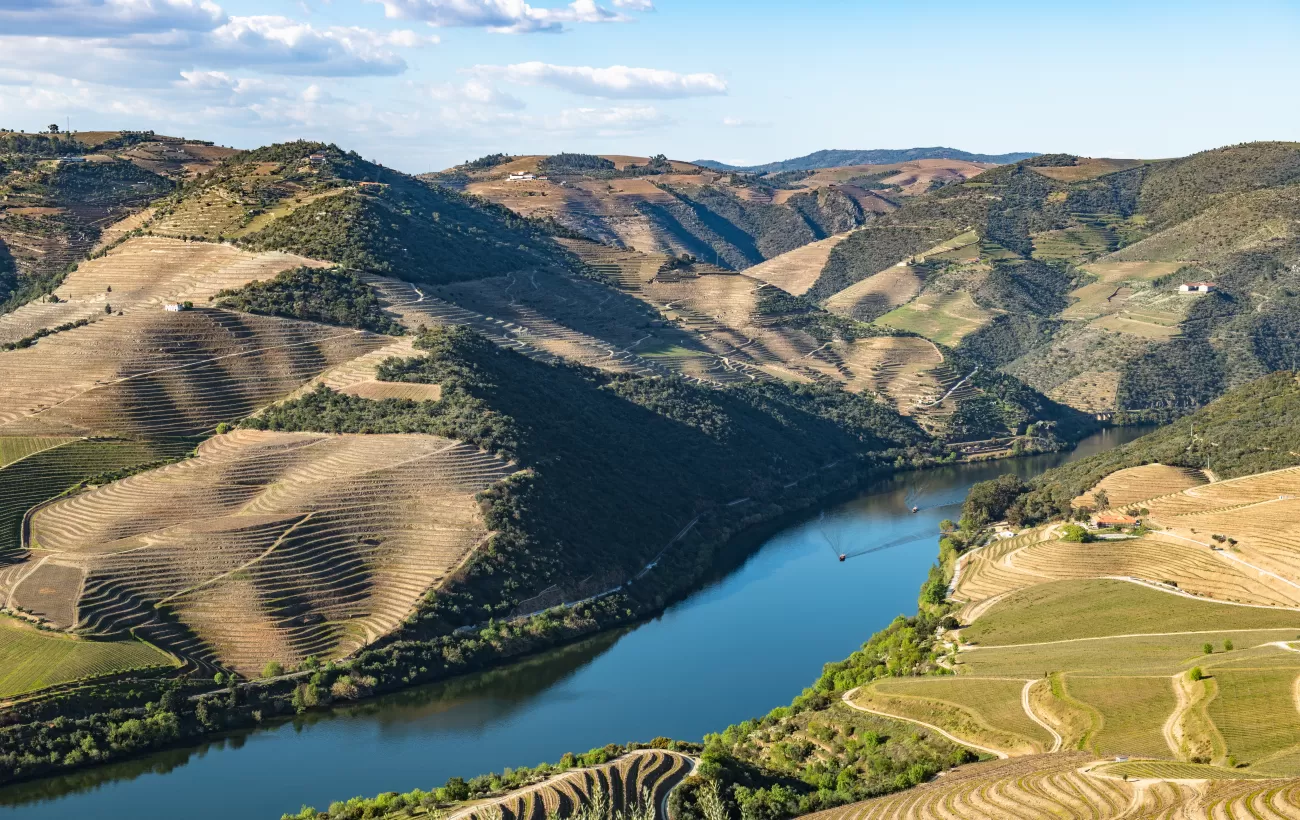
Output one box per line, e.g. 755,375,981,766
1202,643,1214,654
1189,667,1203,682
262,661,285,679
1094,489,1110,510
1224,639,1234,651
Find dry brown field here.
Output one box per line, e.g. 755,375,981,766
1074,463,1209,509
0,307,387,438
1029,158,1150,182
823,264,926,321
7,430,515,673
0,235,325,344
743,231,856,296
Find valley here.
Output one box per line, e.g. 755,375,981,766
1,129,1300,820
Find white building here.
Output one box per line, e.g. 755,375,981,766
1179,282,1217,294
506,173,536,182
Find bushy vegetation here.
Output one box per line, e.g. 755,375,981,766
213,266,402,334
971,370,1300,526
238,185,563,286
247,324,932,631
46,161,171,205
637,184,866,271
538,153,617,175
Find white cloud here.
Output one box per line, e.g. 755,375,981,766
370,0,635,34
0,0,224,37
199,16,435,76
721,116,768,128
428,79,525,110
0,16,435,82
473,62,726,98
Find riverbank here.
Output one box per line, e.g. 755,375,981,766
0,427,1153,819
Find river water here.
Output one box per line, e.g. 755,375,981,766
0,426,1151,819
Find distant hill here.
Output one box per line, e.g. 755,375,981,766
695,148,1041,173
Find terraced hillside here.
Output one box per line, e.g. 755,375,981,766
556,238,1069,440
747,143,1300,416
797,752,1300,820
4,430,514,674
457,750,692,820
0,131,233,312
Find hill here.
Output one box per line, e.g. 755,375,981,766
0,135,1096,788
792,142,1300,417
695,147,1041,173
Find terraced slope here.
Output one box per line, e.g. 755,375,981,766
796,752,1300,820
7,430,514,674
0,616,175,700
0,307,388,438
1073,463,1208,509
0,438,191,565
0,235,324,344
456,750,693,820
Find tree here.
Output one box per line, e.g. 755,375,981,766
48,124,59,134
262,661,285,679
1224,639,1234,651
1060,524,1092,543
1094,489,1110,510
104,303,112,314
1202,643,1214,654
1189,667,1203,681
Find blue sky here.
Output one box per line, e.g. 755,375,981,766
2,0,1298,172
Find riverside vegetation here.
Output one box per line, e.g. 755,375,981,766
6,135,1300,817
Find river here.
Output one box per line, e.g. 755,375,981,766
0,426,1152,819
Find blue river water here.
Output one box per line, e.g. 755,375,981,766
0,426,1151,819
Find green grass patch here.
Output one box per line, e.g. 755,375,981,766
0,436,77,469
871,677,1052,751
0,616,173,698
960,631,1300,678
962,579,1300,648
1065,675,1175,758
1205,668,1300,770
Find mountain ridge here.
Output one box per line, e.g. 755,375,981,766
695,147,1042,173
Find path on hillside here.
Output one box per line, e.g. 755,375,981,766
1022,680,1063,753
840,687,1010,759
961,626,1300,653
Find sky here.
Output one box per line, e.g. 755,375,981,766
2,0,1299,173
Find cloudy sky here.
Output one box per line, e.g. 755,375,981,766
2,0,1298,172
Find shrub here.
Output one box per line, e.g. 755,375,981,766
1189,667,1203,682
261,661,285,679
1060,524,1091,543
1202,643,1213,654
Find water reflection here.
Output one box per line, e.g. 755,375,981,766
0,426,1155,820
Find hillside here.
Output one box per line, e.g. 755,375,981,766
695,147,1041,173
0,130,232,312
787,142,1300,417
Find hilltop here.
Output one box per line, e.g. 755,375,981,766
696,147,1041,173
0,129,232,311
